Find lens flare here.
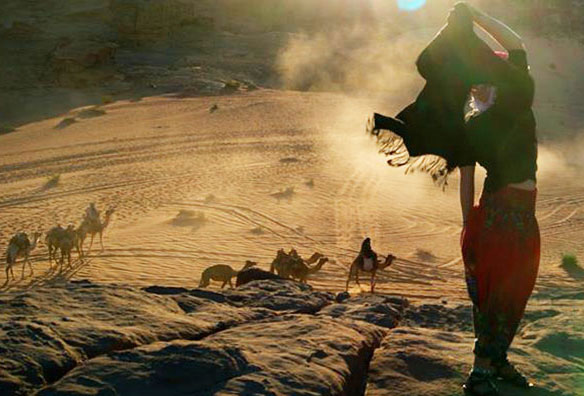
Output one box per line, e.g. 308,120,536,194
397,0,426,11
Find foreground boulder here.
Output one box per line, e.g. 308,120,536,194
2,279,581,395
39,315,386,395
146,279,335,313
366,327,471,396
319,294,408,329
0,281,272,395
0,280,380,395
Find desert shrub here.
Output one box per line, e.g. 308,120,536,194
44,174,60,189
54,117,77,130
561,253,580,269
0,125,15,135
101,95,114,105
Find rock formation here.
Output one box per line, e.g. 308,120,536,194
0,279,581,395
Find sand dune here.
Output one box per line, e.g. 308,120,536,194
0,89,583,395
1,89,583,302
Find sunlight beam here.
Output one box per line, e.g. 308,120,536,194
397,0,427,11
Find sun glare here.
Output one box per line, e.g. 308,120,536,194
397,0,426,11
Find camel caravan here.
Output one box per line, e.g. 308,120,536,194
3,203,114,286
201,238,396,293
4,199,394,294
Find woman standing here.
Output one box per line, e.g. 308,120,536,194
460,4,538,395
370,3,539,395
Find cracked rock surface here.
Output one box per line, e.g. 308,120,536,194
1,280,582,395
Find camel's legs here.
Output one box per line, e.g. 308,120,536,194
87,234,95,255
51,253,59,272
59,252,65,273
27,257,34,277
345,266,354,291
3,266,10,286
22,255,33,278
78,235,86,258
221,280,227,289
47,246,53,271
99,231,104,251
76,240,83,259
51,250,58,271
229,279,234,289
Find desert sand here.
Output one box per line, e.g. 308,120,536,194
0,88,583,395
0,88,582,299
1,0,584,393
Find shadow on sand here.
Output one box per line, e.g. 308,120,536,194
0,254,93,293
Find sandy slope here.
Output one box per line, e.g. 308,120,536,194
0,89,582,303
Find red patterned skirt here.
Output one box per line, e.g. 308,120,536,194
461,187,540,359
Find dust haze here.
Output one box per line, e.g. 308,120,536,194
2,1,584,394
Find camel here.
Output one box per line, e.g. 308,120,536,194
346,237,396,293
236,267,284,287
270,249,324,279
288,257,329,284
45,225,79,271
269,249,293,278
58,225,78,271
77,207,115,256
294,250,324,266
4,231,41,284
199,260,257,289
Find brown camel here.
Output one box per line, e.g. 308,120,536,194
199,260,257,289
77,207,115,256
4,231,41,285
288,257,329,284
269,249,293,278
346,237,396,293
270,249,324,279
236,267,285,287
45,225,78,271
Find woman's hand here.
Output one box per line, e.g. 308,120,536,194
462,2,481,19
466,4,524,51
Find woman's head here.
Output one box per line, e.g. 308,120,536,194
468,51,507,114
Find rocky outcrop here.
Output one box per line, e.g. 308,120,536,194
366,327,471,396
110,0,214,41
38,315,385,395
0,280,272,395
0,280,391,395
1,279,582,395
319,294,408,329
51,40,120,88
366,298,584,396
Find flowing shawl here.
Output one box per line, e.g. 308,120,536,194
369,24,499,187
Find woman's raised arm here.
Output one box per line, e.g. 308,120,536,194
468,4,524,51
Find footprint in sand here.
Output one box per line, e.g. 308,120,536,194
271,187,295,201
169,210,206,231
250,226,265,235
